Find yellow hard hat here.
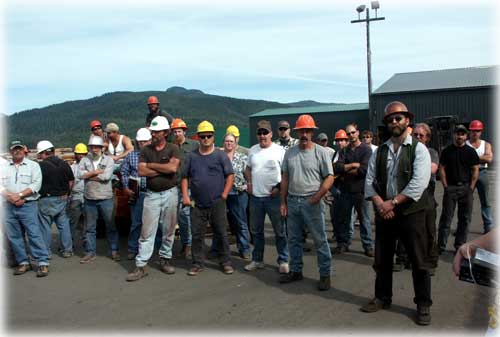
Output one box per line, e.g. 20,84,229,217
74,143,88,154
197,121,215,133
226,125,240,137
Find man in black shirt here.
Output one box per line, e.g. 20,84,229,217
145,96,174,127
36,140,75,258
437,124,480,254
332,123,374,257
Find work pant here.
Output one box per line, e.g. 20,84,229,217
476,169,494,233
178,190,192,247
226,191,251,255
128,191,145,254
335,191,373,250
67,197,85,247
38,195,73,254
84,198,119,256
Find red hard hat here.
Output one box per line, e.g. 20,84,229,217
469,120,484,131
147,96,160,105
334,129,348,140
90,120,102,129
293,114,318,130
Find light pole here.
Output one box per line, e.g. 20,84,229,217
351,1,385,132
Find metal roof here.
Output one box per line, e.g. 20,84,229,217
249,103,369,117
373,65,499,95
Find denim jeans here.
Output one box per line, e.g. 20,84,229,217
286,195,331,276
4,201,49,266
227,191,251,255
178,190,192,246
67,198,85,245
331,187,354,240
249,195,288,264
136,187,178,267
476,169,494,232
38,196,73,254
128,191,145,254
84,198,119,256
336,191,373,250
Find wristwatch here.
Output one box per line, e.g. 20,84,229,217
391,198,398,206
18,192,23,198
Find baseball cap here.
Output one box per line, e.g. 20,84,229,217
257,120,272,132
316,133,328,141
278,120,290,129
454,124,468,134
9,140,25,150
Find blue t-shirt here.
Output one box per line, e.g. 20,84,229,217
182,148,234,208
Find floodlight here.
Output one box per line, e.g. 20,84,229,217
356,5,366,13
371,1,380,10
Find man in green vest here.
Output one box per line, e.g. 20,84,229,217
361,101,433,326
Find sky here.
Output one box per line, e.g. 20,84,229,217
1,0,498,114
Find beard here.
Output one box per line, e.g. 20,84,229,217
91,152,101,160
389,125,406,137
299,136,308,142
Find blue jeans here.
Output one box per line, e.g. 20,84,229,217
4,201,49,266
128,191,145,254
84,198,119,256
286,195,331,276
476,169,494,232
249,195,288,264
331,186,354,239
227,191,251,254
136,188,178,267
178,190,192,246
67,198,85,245
38,196,73,254
336,191,373,250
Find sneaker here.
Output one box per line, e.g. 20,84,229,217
240,252,252,261
127,252,137,260
222,265,234,275
80,254,96,264
244,261,265,271
61,251,74,258
278,262,289,274
111,251,121,262
13,264,31,275
159,258,175,274
332,245,349,255
364,248,374,258
279,271,304,284
318,276,331,291
360,298,391,313
126,266,148,282
36,265,49,278
416,305,431,325
187,265,204,276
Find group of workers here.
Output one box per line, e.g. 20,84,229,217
1,96,494,326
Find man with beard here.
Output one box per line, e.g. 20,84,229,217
126,116,180,281
145,96,174,127
437,124,479,254
361,101,433,325
274,120,299,151
171,118,198,258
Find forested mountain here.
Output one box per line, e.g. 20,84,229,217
5,86,332,148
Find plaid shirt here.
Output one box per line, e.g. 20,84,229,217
120,150,147,191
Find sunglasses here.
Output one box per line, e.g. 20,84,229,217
413,133,426,138
470,130,481,133
199,135,213,140
257,130,270,136
278,127,289,131
91,126,102,131
386,115,405,123
347,131,357,135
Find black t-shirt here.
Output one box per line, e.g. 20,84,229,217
440,144,479,185
139,143,181,192
39,156,75,196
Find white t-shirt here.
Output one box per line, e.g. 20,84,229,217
247,143,285,197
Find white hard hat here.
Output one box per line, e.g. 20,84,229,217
136,128,152,141
36,140,55,154
88,135,104,146
149,116,170,131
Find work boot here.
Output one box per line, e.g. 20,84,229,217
332,245,349,255
318,276,331,291
393,261,405,272
416,305,431,325
279,271,304,284
187,265,204,276
111,251,121,262
222,264,234,275
183,245,192,259
80,254,96,264
360,298,391,313
159,258,175,274
127,252,137,260
13,264,31,275
126,266,148,282
61,251,74,258
36,265,49,278
364,248,374,258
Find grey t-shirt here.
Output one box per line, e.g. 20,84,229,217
282,144,333,196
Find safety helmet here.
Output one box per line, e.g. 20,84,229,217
36,140,55,154
226,125,240,137
147,96,160,105
197,121,215,133
90,120,102,129
171,118,188,130
334,129,348,140
293,114,318,130
74,143,88,154
136,128,152,141
469,120,484,131
88,135,104,147
383,101,414,123
149,116,170,131
407,126,413,135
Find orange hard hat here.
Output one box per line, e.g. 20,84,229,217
407,126,413,135
293,114,318,130
171,118,188,130
147,96,160,105
383,101,414,122
90,120,102,129
469,120,484,131
334,129,348,140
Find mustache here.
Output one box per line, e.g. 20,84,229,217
299,136,308,141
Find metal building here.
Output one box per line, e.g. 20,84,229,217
248,103,369,146
371,65,498,142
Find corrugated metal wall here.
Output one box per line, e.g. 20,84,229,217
248,109,369,146
371,87,496,142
